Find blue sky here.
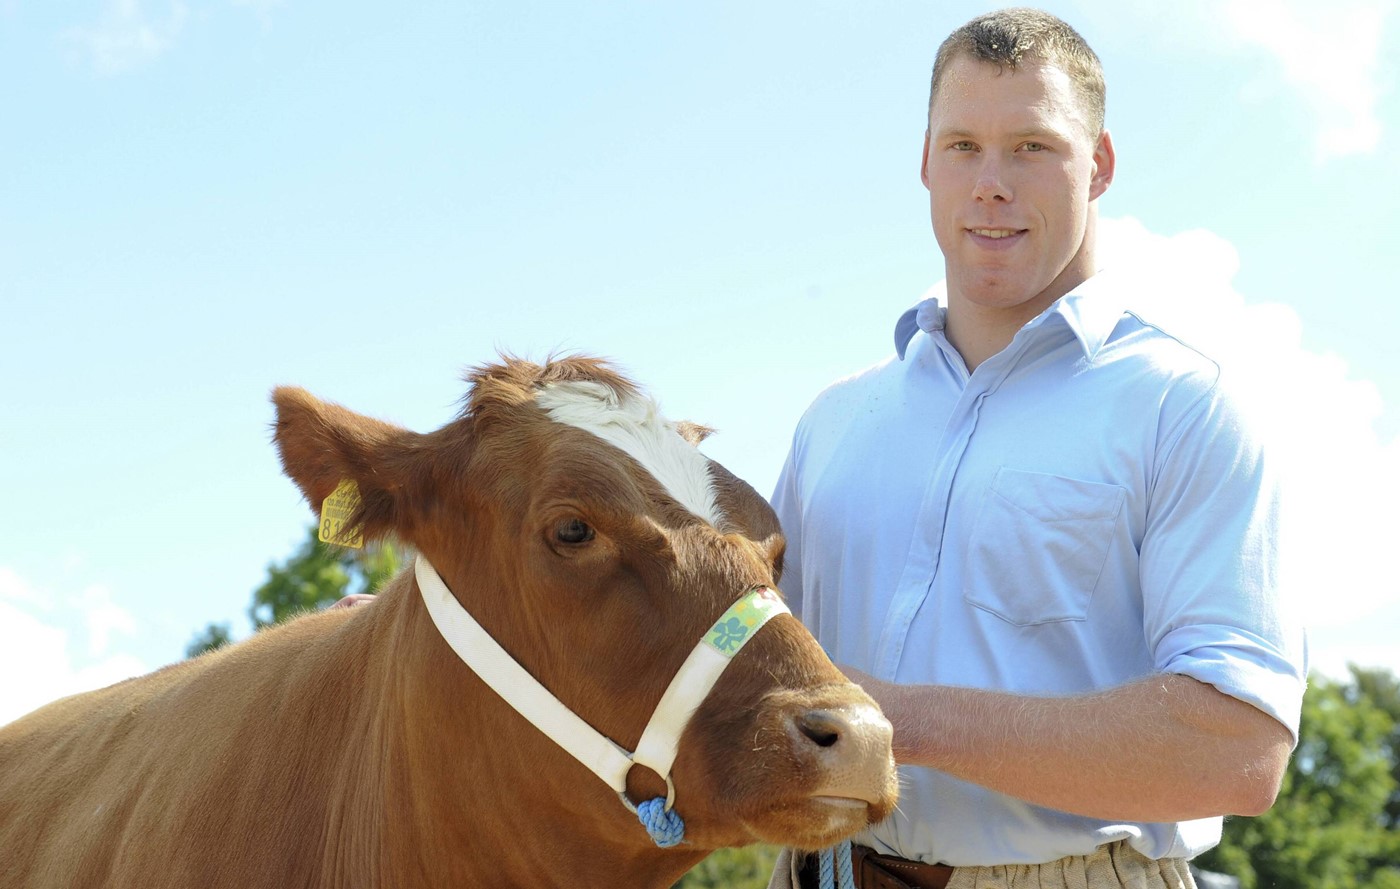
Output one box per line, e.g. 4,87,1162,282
2,0,1397,723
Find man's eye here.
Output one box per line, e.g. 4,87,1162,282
1022,142,1046,152
952,141,976,151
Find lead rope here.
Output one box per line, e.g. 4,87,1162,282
818,840,856,889
636,797,685,848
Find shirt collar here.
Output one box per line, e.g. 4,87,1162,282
894,270,1126,361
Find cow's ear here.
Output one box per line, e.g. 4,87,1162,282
271,386,422,543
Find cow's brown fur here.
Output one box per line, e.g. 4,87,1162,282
0,356,896,888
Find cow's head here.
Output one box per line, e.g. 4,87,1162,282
271,356,896,852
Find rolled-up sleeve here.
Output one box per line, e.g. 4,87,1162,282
1140,373,1308,740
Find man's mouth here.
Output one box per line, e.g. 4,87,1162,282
969,228,1024,239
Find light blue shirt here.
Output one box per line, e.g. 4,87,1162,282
771,274,1308,866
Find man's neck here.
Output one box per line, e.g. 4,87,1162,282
944,256,1098,371
944,296,1055,372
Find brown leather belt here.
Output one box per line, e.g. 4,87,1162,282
801,845,955,889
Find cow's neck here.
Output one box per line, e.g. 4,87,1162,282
325,569,709,888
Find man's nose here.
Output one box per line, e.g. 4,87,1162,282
973,157,1012,203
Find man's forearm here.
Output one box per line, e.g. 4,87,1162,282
844,668,1292,822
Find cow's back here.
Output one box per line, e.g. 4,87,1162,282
0,603,379,889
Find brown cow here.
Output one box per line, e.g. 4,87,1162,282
0,356,896,888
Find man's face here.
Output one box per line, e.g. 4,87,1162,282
922,55,1114,320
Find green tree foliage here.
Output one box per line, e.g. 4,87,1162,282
249,526,400,628
674,845,779,888
1351,667,1400,831
1197,667,1400,889
186,526,401,657
184,622,234,658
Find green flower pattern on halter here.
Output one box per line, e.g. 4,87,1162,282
703,586,785,659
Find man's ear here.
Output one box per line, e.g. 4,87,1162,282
271,386,423,543
1089,128,1116,201
920,128,933,191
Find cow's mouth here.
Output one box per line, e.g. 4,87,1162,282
811,795,870,810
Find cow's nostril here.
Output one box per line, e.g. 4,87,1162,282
797,710,843,748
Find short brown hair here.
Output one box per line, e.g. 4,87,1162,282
928,8,1105,136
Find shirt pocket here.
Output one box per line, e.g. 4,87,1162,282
963,468,1127,626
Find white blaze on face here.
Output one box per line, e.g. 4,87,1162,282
535,381,724,527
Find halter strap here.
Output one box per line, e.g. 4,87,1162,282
414,555,789,812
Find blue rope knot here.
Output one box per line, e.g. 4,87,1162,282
636,796,685,848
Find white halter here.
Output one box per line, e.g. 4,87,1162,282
414,554,789,812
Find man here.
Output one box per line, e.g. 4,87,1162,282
768,8,1306,889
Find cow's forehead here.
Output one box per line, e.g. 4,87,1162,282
534,380,724,528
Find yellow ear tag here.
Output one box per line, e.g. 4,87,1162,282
318,479,364,549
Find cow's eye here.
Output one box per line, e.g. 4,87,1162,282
554,518,595,545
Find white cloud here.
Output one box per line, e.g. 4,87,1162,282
1309,642,1400,683
1083,0,1395,160
0,566,46,607
62,0,282,74
0,568,148,727
1097,216,1400,675
65,0,189,76
1221,0,1394,161
75,584,139,658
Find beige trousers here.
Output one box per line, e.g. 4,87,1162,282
766,840,1197,889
